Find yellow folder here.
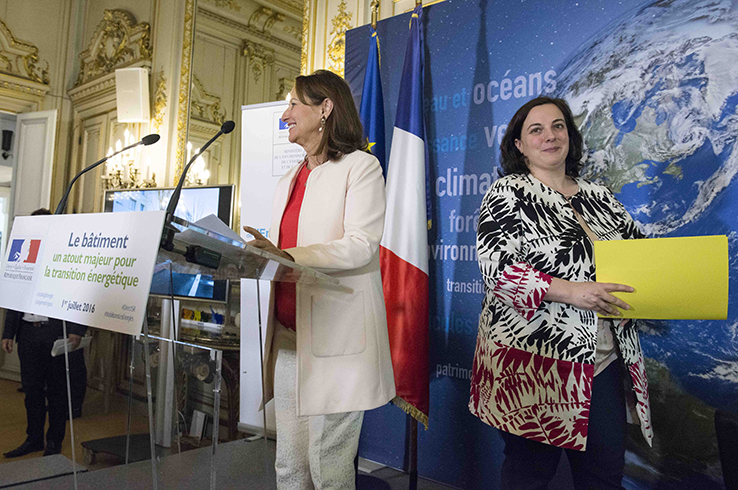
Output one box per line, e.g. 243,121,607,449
594,235,729,320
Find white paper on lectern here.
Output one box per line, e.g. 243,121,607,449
192,214,245,244
0,211,166,336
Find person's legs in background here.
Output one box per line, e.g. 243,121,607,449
3,328,46,458
68,349,87,418
43,351,68,455
18,330,46,447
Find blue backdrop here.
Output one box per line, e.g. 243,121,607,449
346,1,738,488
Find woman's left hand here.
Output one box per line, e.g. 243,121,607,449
243,226,294,262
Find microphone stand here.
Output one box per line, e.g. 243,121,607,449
55,134,160,215
160,120,235,254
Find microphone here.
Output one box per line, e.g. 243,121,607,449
54,134,160,214
161,121,235,252
140,134,161,146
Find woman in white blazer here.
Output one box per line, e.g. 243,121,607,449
244,70,395,490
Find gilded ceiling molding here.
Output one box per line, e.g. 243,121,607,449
264,12,286,34
68,74,116,104
0,18,50,85
152,70,167,131
73,10,151,87
0,79,47,97
201,0,241,11
197,9,301,54
189,122,220,136
327,0,352,77
284,25,301,39
190,75,226,126
249,7,286,35
0,79,44,95
249,7,274,27
300,0,309,74
174,0,197,182
243,40,275,82
273,0,303,17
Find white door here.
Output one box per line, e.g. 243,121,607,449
12,109,57,216
0,186,19,381
0,110,56,381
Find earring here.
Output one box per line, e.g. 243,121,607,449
319,115,326,132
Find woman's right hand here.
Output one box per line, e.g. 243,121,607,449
242,226,294,262
2,338,12,354
546,278,634,316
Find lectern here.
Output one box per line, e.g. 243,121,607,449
0,211,339,490
132,215,340,489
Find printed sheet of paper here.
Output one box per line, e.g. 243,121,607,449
594,235,728,320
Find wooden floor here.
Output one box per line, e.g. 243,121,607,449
0,377,149,470
0,377,460,489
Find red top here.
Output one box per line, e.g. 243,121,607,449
274,164,311,330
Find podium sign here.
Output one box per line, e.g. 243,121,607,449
0,211,166,336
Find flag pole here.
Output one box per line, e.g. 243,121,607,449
409,415,418,490
371,0,379,29
409,2,421,489
379,0,427,486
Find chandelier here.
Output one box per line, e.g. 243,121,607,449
102,129,157,190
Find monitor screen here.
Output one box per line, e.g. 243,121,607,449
103,185,234,303
103,185,233,227
149,268,229,303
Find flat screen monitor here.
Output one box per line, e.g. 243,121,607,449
148,267,229,303
103,185,234,303
103,185,234,227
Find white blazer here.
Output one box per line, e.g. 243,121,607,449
263,150,396,416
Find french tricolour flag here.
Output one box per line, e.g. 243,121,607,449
380,4,429,428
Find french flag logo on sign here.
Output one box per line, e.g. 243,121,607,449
7,239,41,263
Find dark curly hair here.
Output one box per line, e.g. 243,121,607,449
293,70,368,161
499,96,583,177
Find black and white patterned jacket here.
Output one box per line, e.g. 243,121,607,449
469,173,653,450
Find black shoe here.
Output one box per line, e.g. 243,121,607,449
3,439,44,458
43,440,62,456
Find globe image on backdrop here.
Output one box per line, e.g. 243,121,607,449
556,0,738,486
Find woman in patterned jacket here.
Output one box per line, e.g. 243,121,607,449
470,96,652,489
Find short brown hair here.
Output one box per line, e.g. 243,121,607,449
500,96,583,177
293,70,368,161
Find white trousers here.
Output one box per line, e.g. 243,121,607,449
273,326,364,490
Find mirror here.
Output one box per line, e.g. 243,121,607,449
186,0,304,224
